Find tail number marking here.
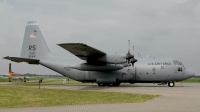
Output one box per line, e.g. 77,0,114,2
29,45,36,58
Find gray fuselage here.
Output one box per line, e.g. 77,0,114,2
39,55,195,84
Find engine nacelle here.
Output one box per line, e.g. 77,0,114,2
71,63,124,71
97,53,127,64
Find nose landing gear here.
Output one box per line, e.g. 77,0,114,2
168,81,175,87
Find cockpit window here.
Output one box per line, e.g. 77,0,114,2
173,60,178,65
173,60,182,65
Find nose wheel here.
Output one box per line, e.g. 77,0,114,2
168,81,175,87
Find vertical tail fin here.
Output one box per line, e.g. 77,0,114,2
8,63,12,73
20,21,50,59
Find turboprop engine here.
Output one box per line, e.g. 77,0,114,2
71,63,124,71
90,53,127,64
93,40,137,66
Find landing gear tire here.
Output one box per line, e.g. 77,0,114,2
113,82,121,86
98,83,121,87
168,82,175,87
98,83,106,86
9,78,11,82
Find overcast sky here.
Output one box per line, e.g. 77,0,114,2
0,0,199,75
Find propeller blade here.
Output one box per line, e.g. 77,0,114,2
126,40,134,65
128,40,130,53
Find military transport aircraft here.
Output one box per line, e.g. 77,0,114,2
6,63,27,82
3,21,195,87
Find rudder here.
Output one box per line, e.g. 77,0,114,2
20,21,50,59
8,63,12,73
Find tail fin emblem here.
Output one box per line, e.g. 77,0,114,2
30,34,37,38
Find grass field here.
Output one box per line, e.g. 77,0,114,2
183,78,200,83
19,79,82,86
0,85,158,108
1,77,199,108
0,78,8,82
0,77,45,82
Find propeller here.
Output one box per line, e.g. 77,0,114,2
126,40,134,64
131,46,137,67
126,40,137,67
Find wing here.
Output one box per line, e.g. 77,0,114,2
57,43,106,60
3,56,39,64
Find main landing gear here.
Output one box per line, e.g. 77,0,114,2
97,82,121,87
168,81,175,87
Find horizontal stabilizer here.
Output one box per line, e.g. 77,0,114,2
3,56,39,64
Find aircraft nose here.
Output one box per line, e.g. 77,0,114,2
185,68,195,78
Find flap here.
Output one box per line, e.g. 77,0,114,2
57,43,106,60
